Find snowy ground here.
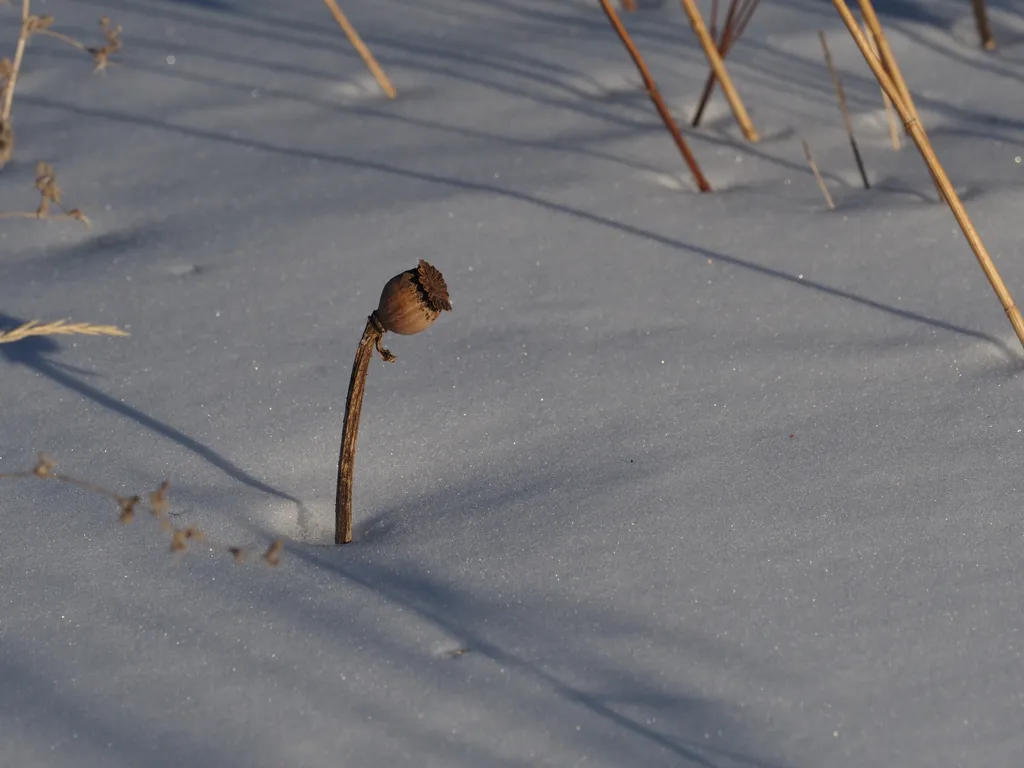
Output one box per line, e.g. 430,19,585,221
2,0,1024,765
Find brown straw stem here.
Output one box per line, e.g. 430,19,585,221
833,0,1024,351
801,138,835,210
322,0,397,99
598,0,711,192
335,316,383,545
679,0,758,141
621,0,638,11
972,0,996,51
819,30,870,189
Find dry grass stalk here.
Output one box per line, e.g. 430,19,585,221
862,19,899,150
621,0,638,11
691,0,760,127
336,261,451,545
819,30,870,190
0,453,284,564
678,0,758,141
597,0,711,192
0,161,91,227
801,138,835,210
832,0,1024,351
972,0,996,50
321,0,396,99
0,318,128,343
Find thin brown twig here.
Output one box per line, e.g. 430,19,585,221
819,30,870,189
679,0,758,141
832,0,1024,352
321,0,396,99
598,0,711,192
801,138,835,210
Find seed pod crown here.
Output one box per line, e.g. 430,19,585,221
374,259,451,335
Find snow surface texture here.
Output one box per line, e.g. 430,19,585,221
2,0,1024,765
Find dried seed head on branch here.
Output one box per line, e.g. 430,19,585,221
0,162,91,227
0,453,283,566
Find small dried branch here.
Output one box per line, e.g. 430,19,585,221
0,453,284,565
0,319,128,343
0,5,121,167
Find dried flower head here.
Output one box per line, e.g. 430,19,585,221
374,259,451,335
88,17,122,72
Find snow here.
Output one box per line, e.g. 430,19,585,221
2,0,1024,765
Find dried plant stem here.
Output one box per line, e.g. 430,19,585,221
833,0,1024,352
972,0,996,51
801,138,835,210
0,319,127,343
678,0,758,141
621,0,637,10
819,31,869,189
335,315,391,544
33,27,86,51
863,19,900,150
691,0,760,127
597,0,711,192
1,0,30,123
321,0,396,99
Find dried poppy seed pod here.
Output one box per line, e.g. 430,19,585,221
373,259,452,335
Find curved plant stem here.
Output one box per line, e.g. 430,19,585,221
335,315,393,545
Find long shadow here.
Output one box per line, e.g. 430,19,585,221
0,314,305,510
21,94,1017,359
288,546,788,768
